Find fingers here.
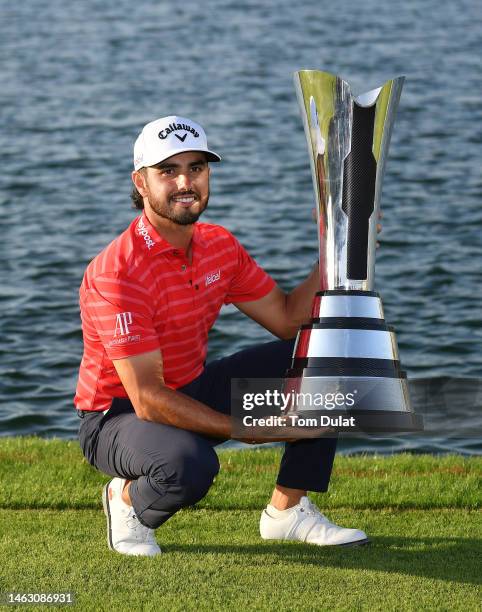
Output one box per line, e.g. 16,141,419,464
376,223,382,234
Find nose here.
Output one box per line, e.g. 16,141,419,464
176,172,192,191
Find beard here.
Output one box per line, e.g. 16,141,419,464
147,189,209,226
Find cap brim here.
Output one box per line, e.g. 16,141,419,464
205,150,222,162
135,148,221,170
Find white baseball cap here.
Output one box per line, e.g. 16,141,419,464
133,115,221,170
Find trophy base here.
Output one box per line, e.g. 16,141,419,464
349,411,423,433
283,375,411,412
286,290,421,432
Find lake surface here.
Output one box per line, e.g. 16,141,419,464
1,0,481,453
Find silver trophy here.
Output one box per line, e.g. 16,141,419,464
286,70,421,432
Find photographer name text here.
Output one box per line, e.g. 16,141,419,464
242,415,356,427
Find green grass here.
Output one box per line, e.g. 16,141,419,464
0,437,481,611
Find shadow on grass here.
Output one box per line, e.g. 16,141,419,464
162,537,482,586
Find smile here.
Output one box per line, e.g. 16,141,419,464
171,194,198,206
171,194,197,204
173,196,195,203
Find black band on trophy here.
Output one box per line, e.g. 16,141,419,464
301,318,391,330
289,357,403,370
286,367,407,379
287,357,406,379
346,412,424,432
316,290,380,297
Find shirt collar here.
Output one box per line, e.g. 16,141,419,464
136,212,207,256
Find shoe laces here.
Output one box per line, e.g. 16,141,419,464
125,509,155,543
302,499,332,524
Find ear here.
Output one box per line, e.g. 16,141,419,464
132,170,148,197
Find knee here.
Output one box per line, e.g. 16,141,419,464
149,443,220,507
180,447,220,505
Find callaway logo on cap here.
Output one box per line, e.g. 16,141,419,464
133,115,221,170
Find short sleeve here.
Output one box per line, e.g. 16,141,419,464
224,236,276,305
81,274,160,360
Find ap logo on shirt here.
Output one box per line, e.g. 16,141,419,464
108,312,140,348
114,312,133,336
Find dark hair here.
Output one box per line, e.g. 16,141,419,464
131,168,145,210
131,185,144,210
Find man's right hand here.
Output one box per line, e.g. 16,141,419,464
232,420,334,444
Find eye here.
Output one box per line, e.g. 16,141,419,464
161,168,175,176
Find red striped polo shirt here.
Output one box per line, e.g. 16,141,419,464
74,213,276,412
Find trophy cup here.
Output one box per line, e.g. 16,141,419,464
285,70,421,432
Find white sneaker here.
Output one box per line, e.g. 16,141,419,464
260,496,369,546
102,478,162,556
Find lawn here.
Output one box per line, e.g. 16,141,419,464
0,437,480,611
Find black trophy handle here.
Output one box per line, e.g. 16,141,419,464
342,103,377,280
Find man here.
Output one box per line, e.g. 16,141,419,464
75,115,369,556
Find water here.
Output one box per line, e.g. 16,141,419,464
1,0,481,452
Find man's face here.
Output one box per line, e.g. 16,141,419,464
135,151,210,226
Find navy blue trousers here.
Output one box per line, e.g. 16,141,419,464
78,339,337,529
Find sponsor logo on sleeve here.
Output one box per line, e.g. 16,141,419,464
114,312,132,336
108,312,141,347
